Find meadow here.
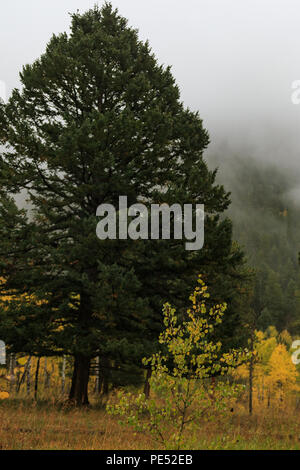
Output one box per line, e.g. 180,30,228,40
0,397,299,450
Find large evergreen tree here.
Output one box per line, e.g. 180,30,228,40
0,3,247,405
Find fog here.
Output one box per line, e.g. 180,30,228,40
1,0,300,178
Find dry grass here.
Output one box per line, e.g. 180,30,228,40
0,398,299,450
0,399,153,450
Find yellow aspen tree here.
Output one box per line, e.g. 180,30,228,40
108,276,247,449
266,344,299,405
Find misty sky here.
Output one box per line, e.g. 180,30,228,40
1,0,300,171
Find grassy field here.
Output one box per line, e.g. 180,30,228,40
0,398,300,450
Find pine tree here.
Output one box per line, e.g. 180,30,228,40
0,3,247,405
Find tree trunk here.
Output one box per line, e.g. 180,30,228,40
34,357,40,401
143,368,152,399
26,357,31,396
101,357,110,395
248,333,255,415
69,355,90,406
94,356,100,394
9,354,15,393
69,357,78,400
61,355,66,394
16,357,31,394
44,358,50,389
102,374,109,395
68,292,93,406
15,369,20,393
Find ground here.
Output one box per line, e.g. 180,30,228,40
0,399,299,450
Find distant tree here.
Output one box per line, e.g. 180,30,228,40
211,154,300,335
266,344,299,405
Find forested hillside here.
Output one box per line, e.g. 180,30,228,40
211,153,300,334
